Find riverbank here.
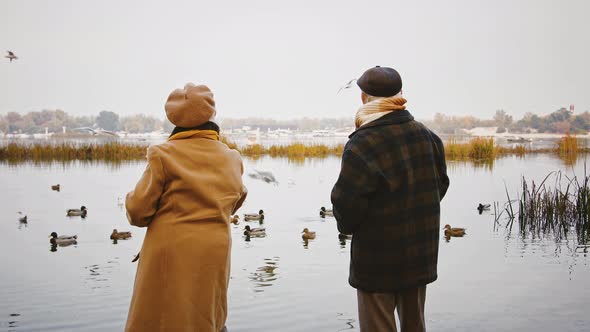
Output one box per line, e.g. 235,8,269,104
0,134,586,164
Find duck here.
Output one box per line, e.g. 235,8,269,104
51,184,60,191
244,209,264,221
443,224,466,237
49,232,78,246
243,225,266,236
17,211,27,223
477,203,491,211
230,215,240,225
319,206,334,217
67,206,87,217
302,228,316,240
338,233,352,241
110,229,132,240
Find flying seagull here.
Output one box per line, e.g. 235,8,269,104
337,78,357,94
248,169,278,184
5,51,18,62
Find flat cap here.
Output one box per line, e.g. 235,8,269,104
357,66,402,97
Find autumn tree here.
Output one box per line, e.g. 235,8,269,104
96,110,120,131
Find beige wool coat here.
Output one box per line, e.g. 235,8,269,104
125,132,247,332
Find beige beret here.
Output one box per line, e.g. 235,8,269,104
165,83,216,128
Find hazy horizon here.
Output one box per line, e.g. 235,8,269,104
1,0,589,120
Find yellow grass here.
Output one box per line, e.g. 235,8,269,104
0,142,147,163
444,137,496,161
1,135,589,164
557,133,578,163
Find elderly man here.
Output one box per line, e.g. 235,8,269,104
331,66,449,332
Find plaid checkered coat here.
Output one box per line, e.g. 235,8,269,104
331,109,449,292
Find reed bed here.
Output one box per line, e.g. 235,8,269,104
444,137,496,161
556,134,580,165
2,134,590,163
444,134,590,163
499,170,590,244
0,142,147,163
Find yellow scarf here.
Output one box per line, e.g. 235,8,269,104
355,97,407,129
167,129,220,142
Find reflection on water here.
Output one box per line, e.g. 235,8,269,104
338,233,352,248
17,221,27,230
49,240,77,252
447,159,495,172
336,312,356,331
302,238,309,248
84,259,119,290
242,233,267,242
576,244,589,256
248,257,280,292
6,313,20,331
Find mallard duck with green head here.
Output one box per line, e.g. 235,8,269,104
49,232,78,246
244,225,266,236
320,206,333,218
244,209,264,221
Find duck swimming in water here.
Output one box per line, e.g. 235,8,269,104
320,206,333,218
67,206,87,218
49,232,78,246
302,228,316,240
244,210,264,221
443,224,466,237
477,203,491,213
110,229,132,240
243,225,266,236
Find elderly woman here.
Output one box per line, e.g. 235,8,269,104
125,83,247,332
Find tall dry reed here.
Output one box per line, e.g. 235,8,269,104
498,170,590,244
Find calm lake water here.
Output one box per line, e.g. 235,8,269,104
1,155,589,331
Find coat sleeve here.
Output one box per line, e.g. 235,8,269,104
430,131,450,200
125,146,166,227
232,160,248,214
232,185,248,215
331,149,375,234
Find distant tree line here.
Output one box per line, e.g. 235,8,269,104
0,110,174,134
0,110,354,134
219,117,353,131
423,107,590,135
1,107,589,135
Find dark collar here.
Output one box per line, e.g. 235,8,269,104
169,121,220,138
349,109,414,138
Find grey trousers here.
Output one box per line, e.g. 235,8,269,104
357,286,426,332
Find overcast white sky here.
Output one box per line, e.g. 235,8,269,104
1,0,589,120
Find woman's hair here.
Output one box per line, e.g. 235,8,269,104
169,121,220,138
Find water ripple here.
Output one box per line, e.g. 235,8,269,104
248,257,280,292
